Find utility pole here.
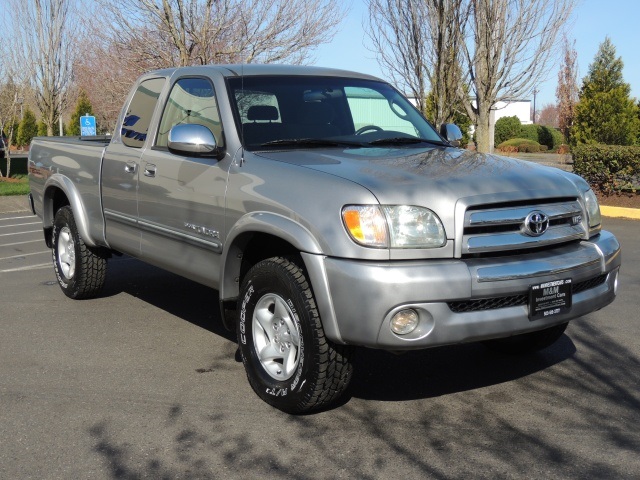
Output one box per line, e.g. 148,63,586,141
532,87,539,124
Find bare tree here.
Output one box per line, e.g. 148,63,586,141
365,0,467,126
537,103,560,128
74,0,345,131
93,0,345,67
461,0,575,152
366,0,575,153
9,0,79,136
556,34,578,143
0,12,32,177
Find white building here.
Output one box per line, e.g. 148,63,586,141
406,95,532,151
493,99,532,125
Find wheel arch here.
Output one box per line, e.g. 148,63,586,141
219,212,344,344
41,175,96,248
220,212,323,304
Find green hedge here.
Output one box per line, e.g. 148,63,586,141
520,124,564,150
0,156,29,176
497,138,542,153
573,145,640,193
494,116,522,145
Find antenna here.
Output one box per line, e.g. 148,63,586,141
240,55,245,166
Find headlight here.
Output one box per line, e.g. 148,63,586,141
583,189,601,230
342,205,446,248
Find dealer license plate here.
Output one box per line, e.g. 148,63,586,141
529,278,572,321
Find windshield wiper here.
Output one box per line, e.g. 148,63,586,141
260,138,362,148
368,137,447,146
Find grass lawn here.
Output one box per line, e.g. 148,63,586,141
0,175,30,196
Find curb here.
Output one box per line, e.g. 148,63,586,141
600,205,640,220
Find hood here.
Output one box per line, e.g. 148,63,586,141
254,146,582,208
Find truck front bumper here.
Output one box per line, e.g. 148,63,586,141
303,231,621,350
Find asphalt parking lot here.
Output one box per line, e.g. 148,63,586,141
1,203,638,479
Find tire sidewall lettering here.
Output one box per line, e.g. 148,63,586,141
287,298,305,392
239,283,254,346
52,221,71,290
237,261,313,406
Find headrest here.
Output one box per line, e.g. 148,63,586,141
247,105,279,121
301,102,334,124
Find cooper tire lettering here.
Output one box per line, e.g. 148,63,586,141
236,256,353,414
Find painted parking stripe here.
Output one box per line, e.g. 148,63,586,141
0,239,44,247
0,215,36,221
0,251,50,261
0,230,41,237
1,263,51,273
0,221,41,228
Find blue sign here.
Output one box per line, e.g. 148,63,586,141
80,115,96,136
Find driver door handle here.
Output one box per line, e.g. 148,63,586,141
144,164,157,177
124,162,137,174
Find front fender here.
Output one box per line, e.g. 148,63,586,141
219,212,323,302
42,174,99,248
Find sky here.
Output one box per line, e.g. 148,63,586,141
312,0,640,109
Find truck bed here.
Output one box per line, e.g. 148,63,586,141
28,136,111,247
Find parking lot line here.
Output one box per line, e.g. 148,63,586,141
1,239,43,247
0,251,50,261
0,230,42,237
0,221,42,228
0,215,36,221
0,262,52,273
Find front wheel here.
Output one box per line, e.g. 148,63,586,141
52,206,107,299
237,257,353,413
483,322,568,354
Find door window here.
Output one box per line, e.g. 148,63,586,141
121,77,165,148
156,77,224,148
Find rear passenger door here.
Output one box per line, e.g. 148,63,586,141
102,77,166,255
136,76,229,288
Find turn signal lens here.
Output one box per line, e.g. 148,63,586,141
342,206,388,247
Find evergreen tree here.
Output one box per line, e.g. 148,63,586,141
37,121,48,136
17,107,39,147
68,91,95,136
494,116,522,146
572,38,640,145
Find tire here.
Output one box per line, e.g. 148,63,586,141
483,322,568,355
51,206,107,299
237,257,353,413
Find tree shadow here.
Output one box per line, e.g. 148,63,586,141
85,246,639,479
348,334,576,401
85,313,639,479
99,255,235,344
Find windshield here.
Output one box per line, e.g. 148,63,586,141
227,76,443,150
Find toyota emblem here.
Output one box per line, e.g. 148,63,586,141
524,211,549,236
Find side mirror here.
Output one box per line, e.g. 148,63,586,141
168,124,220,157
440,123,463,148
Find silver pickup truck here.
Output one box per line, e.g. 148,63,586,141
28,65,621,413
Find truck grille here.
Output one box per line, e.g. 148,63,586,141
461,199,586,257
447,274,607,313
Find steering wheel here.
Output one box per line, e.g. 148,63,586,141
355,125,383,135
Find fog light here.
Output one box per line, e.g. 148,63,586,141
391,309,419,335
614,271,619,295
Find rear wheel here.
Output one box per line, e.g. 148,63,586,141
52,206,107,299
483,322,568,354
237,257,353,413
